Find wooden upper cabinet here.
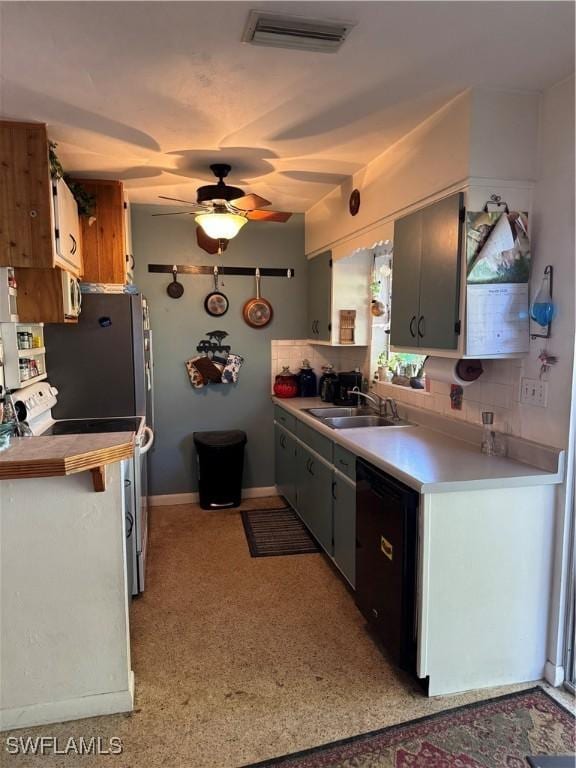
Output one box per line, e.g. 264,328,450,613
75,179,127,284
0,121,54,269
0,121,83,277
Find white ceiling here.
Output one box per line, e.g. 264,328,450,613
1,1,574,212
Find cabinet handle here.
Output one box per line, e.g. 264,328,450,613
409,315,417,338
380,535,394,561
279,433,286,448
307,459,315,476
372,608,379,618
339,458,349,467
125,511,134,538
418,315,425,338
331,480,337,500
69,234,77,255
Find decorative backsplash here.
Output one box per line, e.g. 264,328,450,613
271,340,370,393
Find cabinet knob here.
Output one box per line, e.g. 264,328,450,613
29,209,38,218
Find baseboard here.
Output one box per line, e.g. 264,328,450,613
544,660,565,687
0,673,134,731
149,486,278,507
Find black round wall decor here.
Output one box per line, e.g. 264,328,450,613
349,188,361,216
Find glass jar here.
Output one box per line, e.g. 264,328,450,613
298,359,317,398
273,367,299,399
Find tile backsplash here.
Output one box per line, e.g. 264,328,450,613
375,358,525,436
271,340,369,392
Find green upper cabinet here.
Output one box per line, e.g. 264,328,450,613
307,250,332,341
390,192,463,352
389,209,422,348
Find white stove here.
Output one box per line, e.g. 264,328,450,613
11,381,154,596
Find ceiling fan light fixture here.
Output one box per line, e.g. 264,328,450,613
195,212,247,240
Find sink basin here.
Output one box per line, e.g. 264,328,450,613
306,406,373,418
322,415,414,429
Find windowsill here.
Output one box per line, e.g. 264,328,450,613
373,380,433,396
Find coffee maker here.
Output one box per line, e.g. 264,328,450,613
332,371,363,405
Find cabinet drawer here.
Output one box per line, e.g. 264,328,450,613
334,444,356,481
274,405,296,433
296,420,333,463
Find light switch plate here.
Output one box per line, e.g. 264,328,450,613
520,377,548,407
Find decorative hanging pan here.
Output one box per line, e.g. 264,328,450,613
204,266,229,317
167,266,184,299
242,268,273,328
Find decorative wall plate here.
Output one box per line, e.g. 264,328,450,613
349,188,361,216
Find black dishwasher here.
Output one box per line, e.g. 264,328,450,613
355,459,419,673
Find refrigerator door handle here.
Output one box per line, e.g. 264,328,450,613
140,426,154,454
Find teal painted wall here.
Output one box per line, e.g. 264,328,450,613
132,205,306,496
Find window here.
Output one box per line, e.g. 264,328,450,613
370,241,426,383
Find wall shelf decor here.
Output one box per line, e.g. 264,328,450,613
185,331,244,389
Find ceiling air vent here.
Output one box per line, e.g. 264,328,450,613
242,10,356,53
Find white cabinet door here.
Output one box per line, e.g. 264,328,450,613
53,178,83,277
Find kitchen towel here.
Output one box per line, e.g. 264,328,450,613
222,353,244,384
192,355,225,383
185,356,205,388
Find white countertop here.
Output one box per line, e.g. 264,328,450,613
273,397,564,493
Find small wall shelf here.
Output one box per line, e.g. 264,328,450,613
0,323,46,390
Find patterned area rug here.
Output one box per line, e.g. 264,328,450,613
241,507,320,557
243,687,575,767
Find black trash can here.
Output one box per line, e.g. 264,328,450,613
193,430,247,509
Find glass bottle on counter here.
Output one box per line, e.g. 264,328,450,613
481,412,506,457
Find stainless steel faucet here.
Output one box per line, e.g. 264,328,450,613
384,397,400,420
350,386,386,416
349,387,400,420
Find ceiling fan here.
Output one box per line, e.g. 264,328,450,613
153,163,293,254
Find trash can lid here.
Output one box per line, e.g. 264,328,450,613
193,430,247,448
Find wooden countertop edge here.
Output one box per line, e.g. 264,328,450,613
0,442,134,481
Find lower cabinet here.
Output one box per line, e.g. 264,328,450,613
296,443,333,555
333,471,356,587
274,410,357,587
274,424,297,509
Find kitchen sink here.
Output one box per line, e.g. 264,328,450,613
322,415,414,429
306,406,374,418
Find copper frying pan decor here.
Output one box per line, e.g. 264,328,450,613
243,268,273,328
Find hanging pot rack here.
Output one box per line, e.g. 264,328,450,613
148,264,294,278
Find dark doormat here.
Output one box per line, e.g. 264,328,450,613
241,507,320,557
241,686,575,767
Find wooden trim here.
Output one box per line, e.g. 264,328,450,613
91,466,106,492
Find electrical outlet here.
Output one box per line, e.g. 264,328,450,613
520,378,548,407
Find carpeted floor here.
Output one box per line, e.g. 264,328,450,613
3,497,574,767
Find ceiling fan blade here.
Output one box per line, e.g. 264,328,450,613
152,211,194,216
231,193,272,211
246,210,293,223
196,226,228,255
159,194,201,206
